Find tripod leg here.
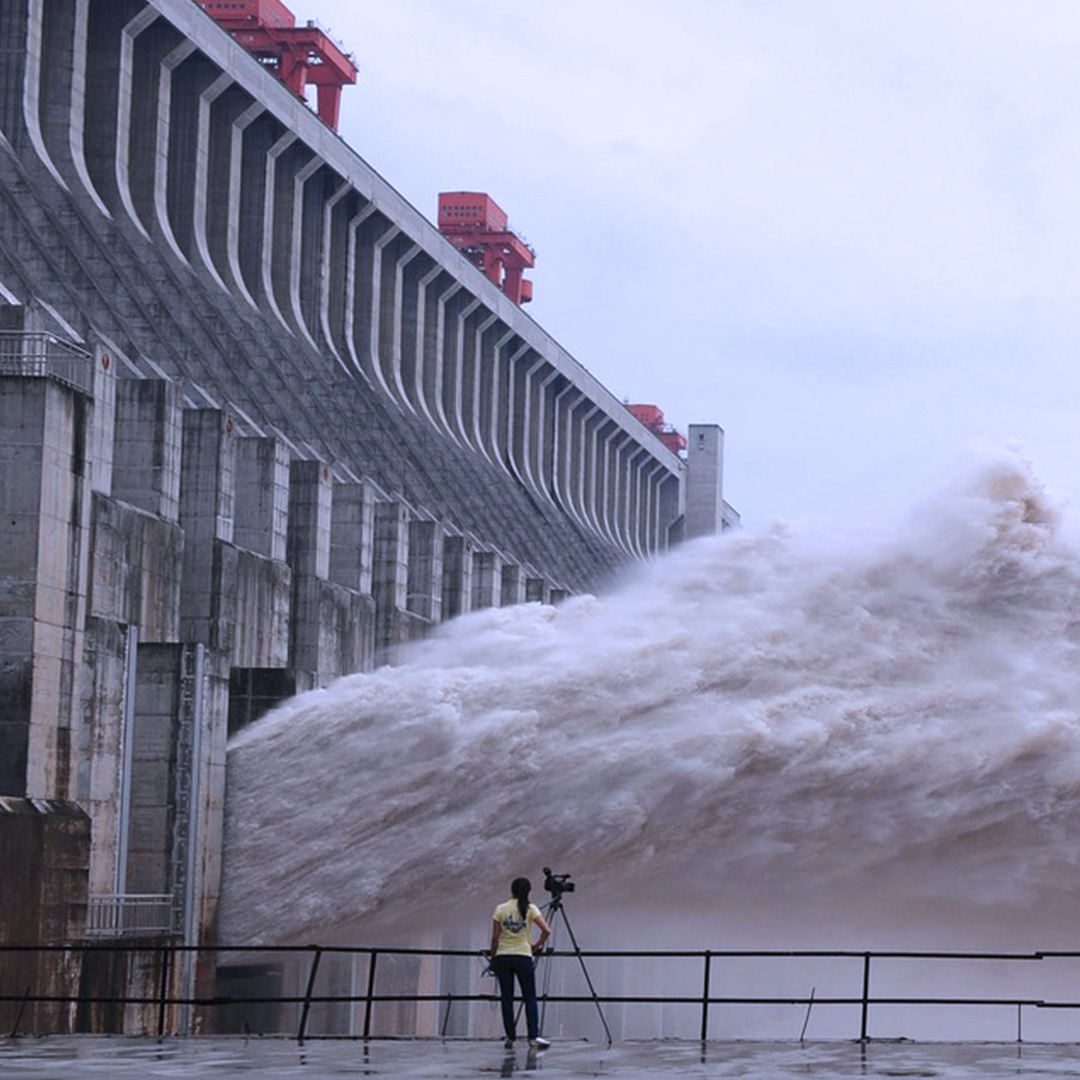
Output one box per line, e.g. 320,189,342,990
553,904,612,1045
536,901,559,1030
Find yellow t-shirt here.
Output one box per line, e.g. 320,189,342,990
493,899,541,957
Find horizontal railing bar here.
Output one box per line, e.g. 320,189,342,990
0,992,1053,1008
0,944,1058,960
4,940,1076,1042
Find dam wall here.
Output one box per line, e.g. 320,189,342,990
0,0,738,1008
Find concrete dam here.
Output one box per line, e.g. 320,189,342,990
0,0,736,1032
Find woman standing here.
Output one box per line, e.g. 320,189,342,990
489,877,552,1049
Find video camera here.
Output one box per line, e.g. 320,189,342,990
543,867,575,899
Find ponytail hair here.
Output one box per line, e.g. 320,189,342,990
511,877,531,921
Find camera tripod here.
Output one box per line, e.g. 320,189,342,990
536,872,612,1045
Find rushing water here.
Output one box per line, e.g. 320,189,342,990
220,452,1080,955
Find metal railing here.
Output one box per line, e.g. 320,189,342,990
85,895,177,938
4,943,1080,1042
0,331,93,394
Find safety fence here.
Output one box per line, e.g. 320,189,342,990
85,896,177,938
0,331,93,394
3,943,1080,1043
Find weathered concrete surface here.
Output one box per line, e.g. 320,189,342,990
0,797,90,1034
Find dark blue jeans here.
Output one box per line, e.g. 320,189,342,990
491,954,539,1040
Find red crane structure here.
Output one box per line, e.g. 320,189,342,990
194,0,357,130
626,403,688,455
437,192,535,305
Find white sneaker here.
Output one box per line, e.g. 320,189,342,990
529,1037,551,1050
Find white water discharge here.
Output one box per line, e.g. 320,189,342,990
220,454,1080,952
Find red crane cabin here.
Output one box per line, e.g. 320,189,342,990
195,0,357,129
437,192,536,305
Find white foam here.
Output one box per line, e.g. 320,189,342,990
221,450,1080,950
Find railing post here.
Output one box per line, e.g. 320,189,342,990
362,950,378,1040
296,945,323,1043
10,985,31,1037
700,950,712,1042
158,944,173,1037
859,952,871,1042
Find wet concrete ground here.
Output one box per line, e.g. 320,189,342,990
3,1037,1080,1078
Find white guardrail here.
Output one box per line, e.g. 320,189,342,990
86,894,177,938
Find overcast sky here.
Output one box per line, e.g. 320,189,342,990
319,0,1080,533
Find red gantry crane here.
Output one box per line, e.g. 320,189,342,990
195,0,357,130
437,192,535,305
625,403,687,455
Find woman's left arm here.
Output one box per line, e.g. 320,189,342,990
531,912,551,954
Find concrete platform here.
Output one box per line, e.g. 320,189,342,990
2,1037,1077,1078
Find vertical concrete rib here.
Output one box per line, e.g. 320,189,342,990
398,251,437,418
317,179,354,364
0,0,31,149
81,0,142,215
423,279,464,443
507,350,549,500
494,339,529,470
366,224,406,397
217,100,268,308
261,130,303,332
594,419,624,548
166,49,224,269
442,295,481,446
610,436,634,555
547,378,587,525
154,40,199,263
460,311,497,458
566,400,597,531
607,428,637,552
377,238,424,412
19,0,66,188
288,156,328,349
194,79,251,296
474,325,512,466
345,208,394,389
631,457,663,555
236,108,286,309
340,201,378,382
190,72,230,282
51,0,109,216
531,366,564,508
659,472,683,547
637,460,655,554
580,409,611,542
418,271,458,438
116,7,175,240
619,444,652,559
36,0,92,194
